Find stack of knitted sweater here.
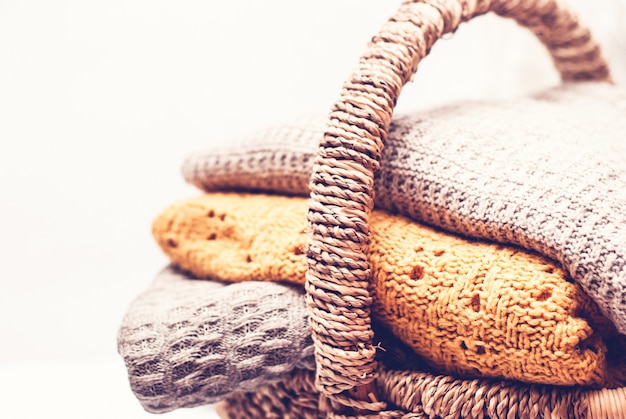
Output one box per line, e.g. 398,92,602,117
118,82,626,415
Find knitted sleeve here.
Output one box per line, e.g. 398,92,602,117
116,266,314,413
182,113,323,196
181,82,626,336
151,192,626,388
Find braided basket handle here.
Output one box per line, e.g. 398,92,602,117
305,0,612,414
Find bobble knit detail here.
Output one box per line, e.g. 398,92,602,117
152,192,626,387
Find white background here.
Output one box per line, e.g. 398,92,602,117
1,1,624,418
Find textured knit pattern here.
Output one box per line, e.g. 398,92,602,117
152,192,626,387
116,266,315,413
182,82,626,336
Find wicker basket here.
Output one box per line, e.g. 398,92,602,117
218,0,626,417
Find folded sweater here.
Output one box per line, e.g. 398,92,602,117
152,192,626,387
117,266,315,413
182,82,626,336
118,267,438,412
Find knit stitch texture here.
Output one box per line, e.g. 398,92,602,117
152,192,626,387
182,82,626,336
117,266,315,413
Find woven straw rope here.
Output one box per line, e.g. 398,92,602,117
220,368,623,418
305,0,623,416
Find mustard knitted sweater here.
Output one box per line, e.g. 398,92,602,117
152,192,625,387
182,83,626,337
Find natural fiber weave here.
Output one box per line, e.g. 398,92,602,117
118,0,626,415
215,369,321,419
301,0,615,408
116,266,315,413
152,192,626,387
217,367,626,419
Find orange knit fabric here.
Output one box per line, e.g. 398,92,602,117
152,192,625,387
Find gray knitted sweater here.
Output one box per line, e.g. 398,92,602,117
183,82,626,335
117,266,315,413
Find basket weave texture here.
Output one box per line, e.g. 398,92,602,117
297,0,623,416
116,0,626,417
218,368,626,419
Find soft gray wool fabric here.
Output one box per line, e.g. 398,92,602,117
117,266,315,413
183,82,626,335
